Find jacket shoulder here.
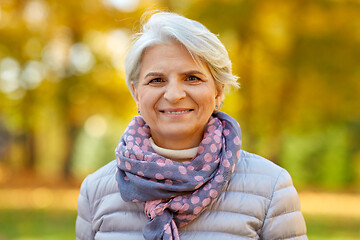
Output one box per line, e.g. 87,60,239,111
77,160,147,238
81,160,119,205
236,151,307,239
238,150,285,178
87,159,118,180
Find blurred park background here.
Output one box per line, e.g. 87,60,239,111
0,0,359,239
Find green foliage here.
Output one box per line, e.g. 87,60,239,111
280,125,352,189
0,0,359,188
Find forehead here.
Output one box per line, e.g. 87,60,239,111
144,41,190,60
139,41,210,75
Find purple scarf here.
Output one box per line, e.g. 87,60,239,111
115,112,241,240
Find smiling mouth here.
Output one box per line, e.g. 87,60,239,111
160,109,194,114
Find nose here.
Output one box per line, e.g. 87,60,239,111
163,78,186,103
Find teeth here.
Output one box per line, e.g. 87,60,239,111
164,110,191,114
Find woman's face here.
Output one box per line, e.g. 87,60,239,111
133,41,223,150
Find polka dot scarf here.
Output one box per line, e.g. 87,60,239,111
115,111,241,240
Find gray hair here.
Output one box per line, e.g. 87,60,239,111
125,12,239,98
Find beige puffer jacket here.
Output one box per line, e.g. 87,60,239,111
76,150,307,239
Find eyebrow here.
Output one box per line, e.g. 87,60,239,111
181,70,206,76
144,70,206,78
144,72,164,78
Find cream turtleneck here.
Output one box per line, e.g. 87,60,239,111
149,137,198,161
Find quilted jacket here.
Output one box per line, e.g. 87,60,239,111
76,150,307,239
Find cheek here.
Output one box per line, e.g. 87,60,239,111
137,90,158,110
200,88,217,107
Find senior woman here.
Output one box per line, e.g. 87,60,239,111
76,12,307,240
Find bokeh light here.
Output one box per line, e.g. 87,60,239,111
0,0,359,239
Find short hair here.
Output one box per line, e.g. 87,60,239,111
124,12,239,98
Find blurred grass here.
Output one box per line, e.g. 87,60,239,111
0,210,359,239
304,214,360,240
0,209,76,240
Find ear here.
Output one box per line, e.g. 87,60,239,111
215,84,225,107
131,81,139,103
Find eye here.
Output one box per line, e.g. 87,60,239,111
187,75,201,82
148,78,164,84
